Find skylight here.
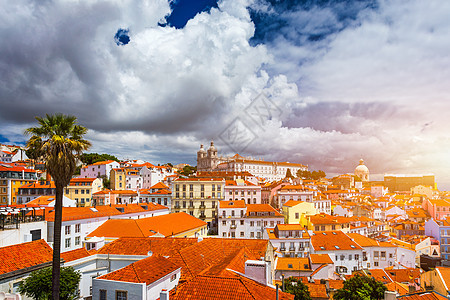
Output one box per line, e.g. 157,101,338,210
90,208,98,212
335,245,340,249
350,245,356,248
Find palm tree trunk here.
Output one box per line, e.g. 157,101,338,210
52,184,64,300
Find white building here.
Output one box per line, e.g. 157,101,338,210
92,255,181,300
224,179,261,204
348,233,398,269
265,224,311,258
310,231,364,275
47,204,169,253
197,142,307,181
80,160,120,180
218,201,284,239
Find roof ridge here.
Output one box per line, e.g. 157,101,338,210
135,219,146,237
131,262,142,282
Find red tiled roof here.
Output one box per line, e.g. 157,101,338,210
97,237,198,256
283,200,305,207
311,231,362,251
87,212,206,238
0,240,53,275
98,255,180,285
219,200,246,209
149,182,169,189
309,254,333,264
246,204,282,217
398,292,448,300
61,247,91,262
171,274,294,300
305,282,328,299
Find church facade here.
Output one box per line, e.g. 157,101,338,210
197,141,307,181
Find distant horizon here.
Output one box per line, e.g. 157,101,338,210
1,0,450,191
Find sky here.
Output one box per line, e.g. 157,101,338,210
1,0,450,189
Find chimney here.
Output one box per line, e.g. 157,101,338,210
160,289,169,300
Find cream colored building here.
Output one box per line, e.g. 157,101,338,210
282,200,316,224
355,158,369,182
171,177,225,228
197,141,307,181
65,177,103,207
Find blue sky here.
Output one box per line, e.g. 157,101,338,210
1,0,450,189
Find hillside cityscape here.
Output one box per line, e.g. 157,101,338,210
1,140,449,299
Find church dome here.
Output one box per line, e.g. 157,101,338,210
355,159,369,181
208,141,217,152
198,144,206,153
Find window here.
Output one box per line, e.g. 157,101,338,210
374,261,379,267
65,225,71,235
223,232,227,237
355,254,359,260
116,291,127,300
231,232,235,238
381,251,386,259
374,251,379,258
250,232,254,238
240,220,244,225
99,290,107,300
75,236,81,245
65,238,71,248
240,232,244,237
250,221,254,226
75,189,79,194
222,220,226,225
295,213,299,219
75,224,80,233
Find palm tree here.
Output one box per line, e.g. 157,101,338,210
25,114,91,300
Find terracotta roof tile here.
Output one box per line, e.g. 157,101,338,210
172,275,294,300
88,212,206,238
311,231,362,251
0,240,53,275
219,200,246,209
98,255,180,285
397,292,448,300
61,247,91,262
309,254,333,264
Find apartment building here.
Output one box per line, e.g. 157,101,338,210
218,201,284,239
65,177,103,207
171,177,225,228
1,164,39,205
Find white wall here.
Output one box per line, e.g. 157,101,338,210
0,221,47,247
92,279,145,300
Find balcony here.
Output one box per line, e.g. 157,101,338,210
188,205,195,210
230,224,237,229
289,246,295,251
199,204,206,209
199,215,206,220
280,247,286,251
174,204,181,209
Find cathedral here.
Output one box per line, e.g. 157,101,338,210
354,158,370,182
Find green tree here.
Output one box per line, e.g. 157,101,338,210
25,114,91,300
180,165,197,176
284,277,311,300
80,153,119,165
18,266,81,300
285,168,294,179
333,275,387,300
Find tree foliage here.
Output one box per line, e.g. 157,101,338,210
285,168,294,179
25,113,90,300
18,266,81,300
284,277,311,300
80,152,119,165
180,165,197,176
297,169,326,180
333,275,387,300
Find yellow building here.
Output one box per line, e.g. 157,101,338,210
0,165,38,205
65,178,103,207
303,213,351,232
171,177,225,228
109,168,126,190
420,267,450,296
282,200,316,224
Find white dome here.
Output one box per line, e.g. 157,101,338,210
354,159,369,181
198,144,206,153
